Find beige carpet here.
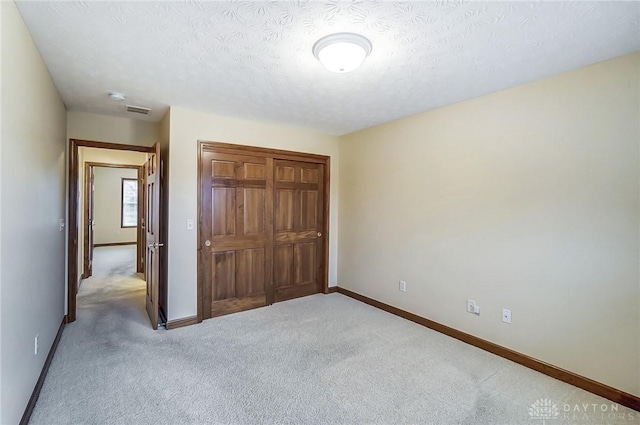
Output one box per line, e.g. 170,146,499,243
29,246,638,424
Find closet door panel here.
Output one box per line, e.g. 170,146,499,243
201,152,271,318
273,160,324,302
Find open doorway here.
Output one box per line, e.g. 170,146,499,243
68,139,164,329
82,162,144,280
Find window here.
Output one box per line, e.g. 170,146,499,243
121,178,138,228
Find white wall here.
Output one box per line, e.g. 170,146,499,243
166,107,340,320
67,111,159,147
93,167,138,245
0,1,67,423
338,53,640,396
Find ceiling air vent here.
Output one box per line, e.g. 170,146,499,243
126,105,151,115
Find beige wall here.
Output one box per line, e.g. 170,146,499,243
166,107,340,320
338,53,640,396
93,167,138,245
79,147,148,165
0,1,67,423
77,148,147,278
68,111,159,147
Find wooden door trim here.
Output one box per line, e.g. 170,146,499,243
137,167,145,274
197,141,331,324
322,159,330,295
265,158,275,306
71,139,152,152
85,161,144,168
81,163,92,279
68,139,154,323
199,141,330,164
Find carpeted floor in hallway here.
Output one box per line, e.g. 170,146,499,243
29,246,638,424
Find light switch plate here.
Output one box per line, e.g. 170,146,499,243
399,280,406,292
186,219,194,230
502,308,512,324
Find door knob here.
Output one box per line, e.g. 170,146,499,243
317,232,322,237
204,240,211,247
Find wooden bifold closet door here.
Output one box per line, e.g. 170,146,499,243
199,143,327,320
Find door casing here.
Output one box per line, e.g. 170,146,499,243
82,164,94,279
196,141,331,323
82,162,144,279
67,139,155,323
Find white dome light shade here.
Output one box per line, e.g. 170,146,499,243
313,33,372,73
318,42,366,73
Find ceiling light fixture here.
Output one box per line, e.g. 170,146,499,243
312,33,372,73
109,92,127,101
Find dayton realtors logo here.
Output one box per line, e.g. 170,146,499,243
529,399,560,424
529,399,637,423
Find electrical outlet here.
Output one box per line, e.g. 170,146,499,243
502,308,512,324
34,334,38,355
467,300,480,315
399,280,407,292
466,299,476,313
59,219,65,232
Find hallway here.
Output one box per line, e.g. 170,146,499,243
77,245,147,328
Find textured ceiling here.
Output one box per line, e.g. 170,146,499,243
16,1,640,135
